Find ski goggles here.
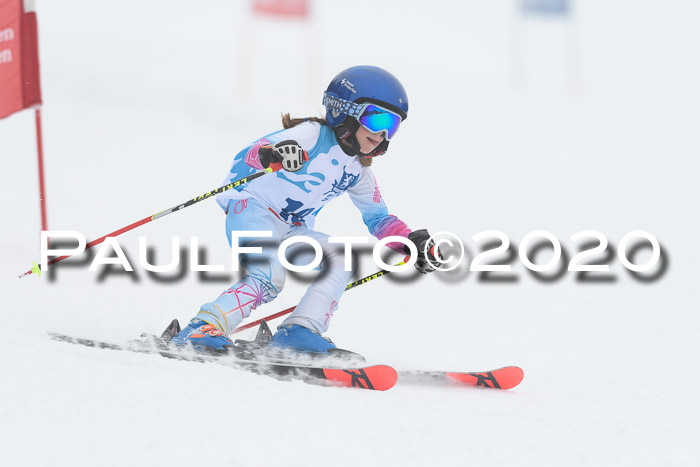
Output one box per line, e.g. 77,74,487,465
323,93,403,140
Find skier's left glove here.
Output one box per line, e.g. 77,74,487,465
405,229,443,274
258,140,309,172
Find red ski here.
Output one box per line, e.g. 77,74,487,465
223,361,398,391
398,366,524,390
322,365,397,391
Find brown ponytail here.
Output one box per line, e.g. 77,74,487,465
281,113,327,129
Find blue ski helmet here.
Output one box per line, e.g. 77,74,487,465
323,66,408,157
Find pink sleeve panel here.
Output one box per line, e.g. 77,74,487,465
372,215,412,254
243,138,270,170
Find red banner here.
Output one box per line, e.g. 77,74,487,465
253,0,309,18
0,0,41,119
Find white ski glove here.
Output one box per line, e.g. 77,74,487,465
258,140,309,172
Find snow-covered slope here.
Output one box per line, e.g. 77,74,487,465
1,1,698,465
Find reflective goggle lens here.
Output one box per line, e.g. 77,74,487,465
357,104,402,140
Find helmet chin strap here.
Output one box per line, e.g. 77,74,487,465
332,118,362,157
368,140,389,158
332,118,390,158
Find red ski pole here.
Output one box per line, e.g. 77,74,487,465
232,256,410,334
19,167,278,278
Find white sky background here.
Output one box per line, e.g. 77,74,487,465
1,1,699,466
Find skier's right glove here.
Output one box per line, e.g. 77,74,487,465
405,229,443,274
258,140,309,172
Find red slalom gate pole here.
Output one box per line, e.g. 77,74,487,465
18,167,278,278
35,108,48,232
232,305,296,335
232,257,410,334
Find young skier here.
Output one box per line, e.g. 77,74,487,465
172,65,441,353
